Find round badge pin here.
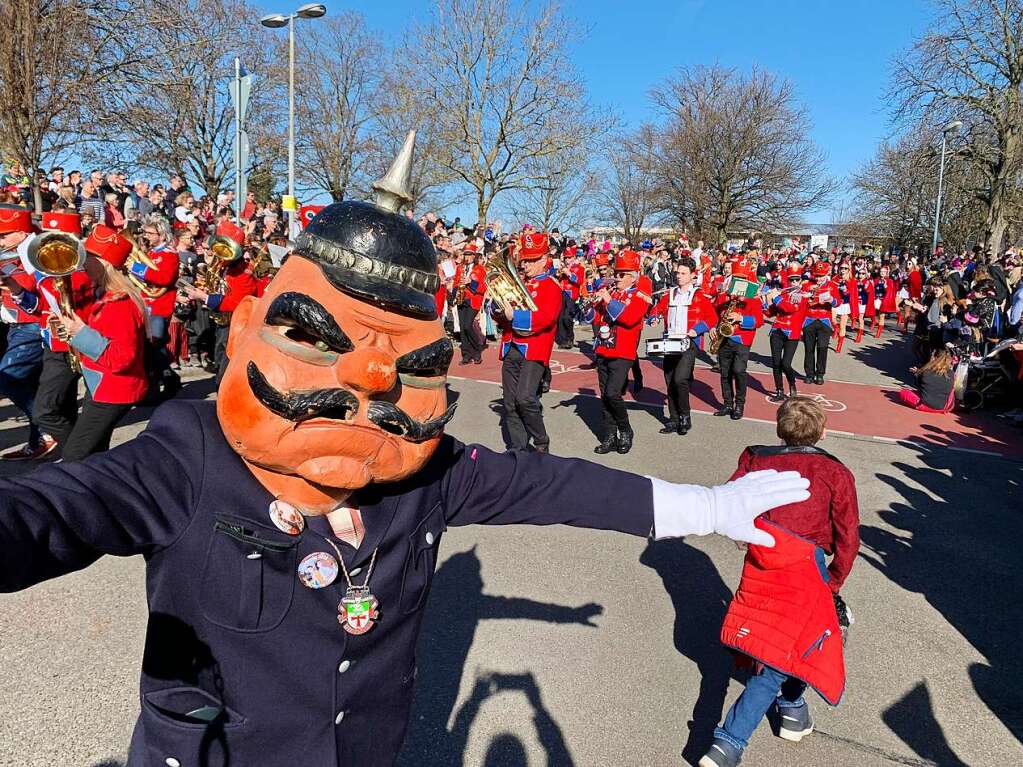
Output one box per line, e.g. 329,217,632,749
269,500,305,536
297,551,339,589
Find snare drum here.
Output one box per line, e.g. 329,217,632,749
645,336,690,356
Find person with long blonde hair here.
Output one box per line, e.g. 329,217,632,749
55,227,149,460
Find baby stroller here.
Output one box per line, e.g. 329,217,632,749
952,336,1017,411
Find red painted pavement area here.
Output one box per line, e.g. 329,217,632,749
450,347,1022,459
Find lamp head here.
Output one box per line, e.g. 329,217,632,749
296,3,327,18
260,13,289,28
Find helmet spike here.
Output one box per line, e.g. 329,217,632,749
372,130,416,213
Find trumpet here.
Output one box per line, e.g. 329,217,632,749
25,232,86,373
121,229,168,299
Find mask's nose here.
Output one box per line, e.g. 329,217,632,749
337,347,397,394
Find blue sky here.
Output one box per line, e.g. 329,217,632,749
269,0,935,223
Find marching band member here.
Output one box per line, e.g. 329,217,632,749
589,250,651,454
650,256,716,435
801,261,837,385
495,232,561,453
556,246,585,349
870,264,898,337
0,205,53,460
766,265,807,402
53,226,148,460
834,261,859,353
855,266,872,343
9,212,95,457
454,245,487,365
181,220,258,385
135,214,182,397
713,261,763,421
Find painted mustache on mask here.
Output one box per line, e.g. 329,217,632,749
247,361,455,442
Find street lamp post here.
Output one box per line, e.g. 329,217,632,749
931,120,962,255
260,3,326,236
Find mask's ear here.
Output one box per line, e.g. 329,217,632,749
226,295,257,359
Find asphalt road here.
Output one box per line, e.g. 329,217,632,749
0,331,1020,767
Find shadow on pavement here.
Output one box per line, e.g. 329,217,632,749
399,547,597,766
639,539,737,766
847,335,915,385
861,437,1023,758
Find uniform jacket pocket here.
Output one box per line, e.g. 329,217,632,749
399,504,446,614
199,514,298,632
139,686,246,767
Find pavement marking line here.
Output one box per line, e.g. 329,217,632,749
448,375,1012,458
814,730,940,767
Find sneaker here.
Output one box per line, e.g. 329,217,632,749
777,701,814,742
699,736,743,767
2,434,58,461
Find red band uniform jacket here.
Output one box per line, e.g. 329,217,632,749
837,278,860,318
68,291,148,403
650,286,717,350
129,246,181,319
801,279,838,329
592,281,652,361
15,271,96,353
768,288,808,340
496,272,562,363
1,270,41,325
715,295,763,347
205,261,259,315
560,262,585,301
461,263,487,311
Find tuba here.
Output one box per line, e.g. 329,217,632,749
201,231,241,326
25,232,86,373
482,242,537,312
121,229,168,299
709,296,743,354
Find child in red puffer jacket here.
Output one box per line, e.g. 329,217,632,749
700,397,860,767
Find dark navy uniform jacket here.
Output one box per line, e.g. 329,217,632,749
0,400,654,766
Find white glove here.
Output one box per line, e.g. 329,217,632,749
648,470,811,547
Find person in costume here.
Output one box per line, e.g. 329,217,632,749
0,132,809,767
713,261,763,421
700,397,859,767
766,265,806,402
801,261,837,385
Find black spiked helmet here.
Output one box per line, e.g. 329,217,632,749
292,131,440,319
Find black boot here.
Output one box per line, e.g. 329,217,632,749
616,428,634,454
768,389,786,403
730,404,744,420
814,374,824,385
788,382,799,398
594,432,618,454
713,405,733,417
678,414,692,435
659,422,678,434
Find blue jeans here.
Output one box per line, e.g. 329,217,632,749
716,665,807,750
0,323,44,447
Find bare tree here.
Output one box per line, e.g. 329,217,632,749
505,146,601,233
0,0,139,207
88,0,274,199
651,65,834,244
892,0,1023,253
598,126,661,243
397,0,593,224
851,128,986,252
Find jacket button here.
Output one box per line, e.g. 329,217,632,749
165,759,181,767
425,532,435,545
338,660,351,673
335,710,346,725
349,567,362,577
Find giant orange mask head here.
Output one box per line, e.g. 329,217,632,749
216,132,453,514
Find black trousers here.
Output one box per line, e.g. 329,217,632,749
33,349,80,444
61,392,132,462
718,339,750,407
501,347,548,450
457,304,484,362
769,330,800,389
802,320,832,378
597,356,633,436
214,324,231,386
663,345,698,422
555,293,577,348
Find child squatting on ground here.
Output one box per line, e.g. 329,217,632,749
700,397,861,767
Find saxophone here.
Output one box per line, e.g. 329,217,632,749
709,297,743,354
